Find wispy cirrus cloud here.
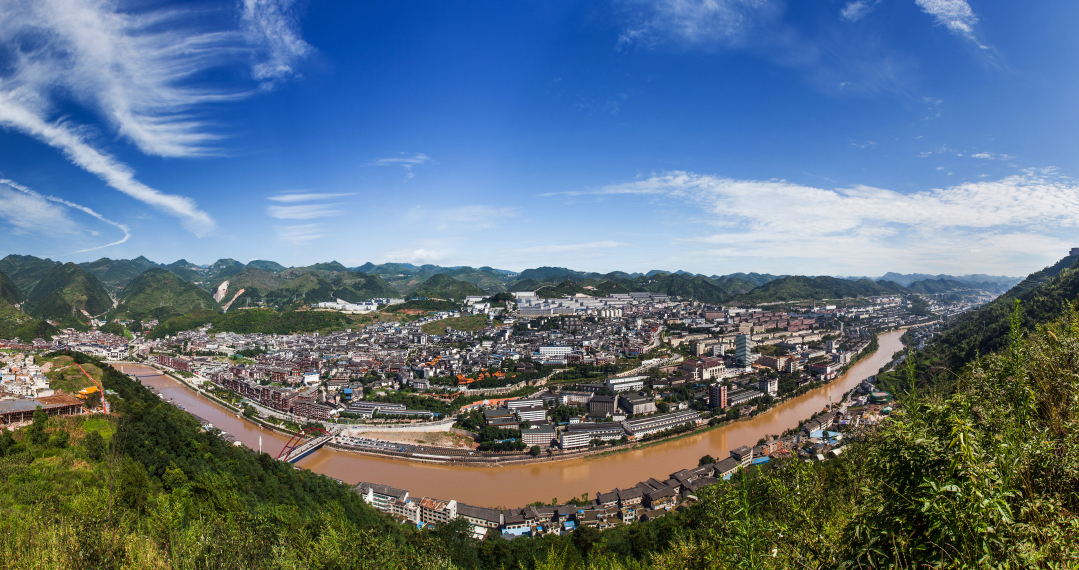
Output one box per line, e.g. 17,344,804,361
915,0,991,51
0,0,312,235
554,169,1079,274
971,152,1015,161
613,0,918,96
266,204,343,220
369,153,431,179
274,224,325,244
0,178,130,252
241,0,314,89
840,0,880,22
616,0,777,50
267,192,355,203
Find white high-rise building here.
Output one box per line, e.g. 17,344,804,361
735,334,757,366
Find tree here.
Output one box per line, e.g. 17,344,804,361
529,445,540,457
26,406,49,446
699,454,716,466
83,431,106,461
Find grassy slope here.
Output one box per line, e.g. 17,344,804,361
420,314,493,334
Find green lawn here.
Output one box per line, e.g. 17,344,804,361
420,315,497,334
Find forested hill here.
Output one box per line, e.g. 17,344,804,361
114,268,220,320
24,263,113,324
411,273,486,300
737,275,908,303
907,254,1079,381
0,270,23,305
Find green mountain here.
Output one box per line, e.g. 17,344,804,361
0,270,23,305
163,259,205,282
908,255,1079,380
114,268,220,319
210,267,287,296
79,255,161,293
876,270,1022,289
0,254,60,293
205,258,245,282
0,270,48,340
411,273,484,300
24,263,112,322
246,259,287,272
330,271,400,302
262,272,336,306
905,278,1003,295
507,278,543,292
737,275,909,303
518,266,594,281
713,272,781,287
632,273,730,303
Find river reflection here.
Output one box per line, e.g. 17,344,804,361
121,329,903,507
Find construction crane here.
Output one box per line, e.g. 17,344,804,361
75,363,109,414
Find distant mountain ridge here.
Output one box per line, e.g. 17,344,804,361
0,252,1039,333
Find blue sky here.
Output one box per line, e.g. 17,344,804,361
1,0,1077,277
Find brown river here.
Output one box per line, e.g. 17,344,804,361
119,329,903,508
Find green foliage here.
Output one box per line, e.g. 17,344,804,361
385,299,459,313
411,273,486,301
24,262,112,321
0,254,60,295
79,255,160,293
82,431,105,461
214,308,353,334
0,269,23,305
246,259,288,272
738,275,908,303
145,309,219,339
114,267,220,319
899,254,1079,389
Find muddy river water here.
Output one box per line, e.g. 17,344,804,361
120,329,903,508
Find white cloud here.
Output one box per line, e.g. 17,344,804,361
381,248,448,265
241,0,314,89
0,185,76,235
0,0,313,235
267,192,355,203
370,153,431,179
0,178,131,252
840,0,879,22
616,0,775,49
266,204,343,220
971,152,1015,161
573,170,1079,273
274,224,325,243
915,0,984,46
0,94,216,236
